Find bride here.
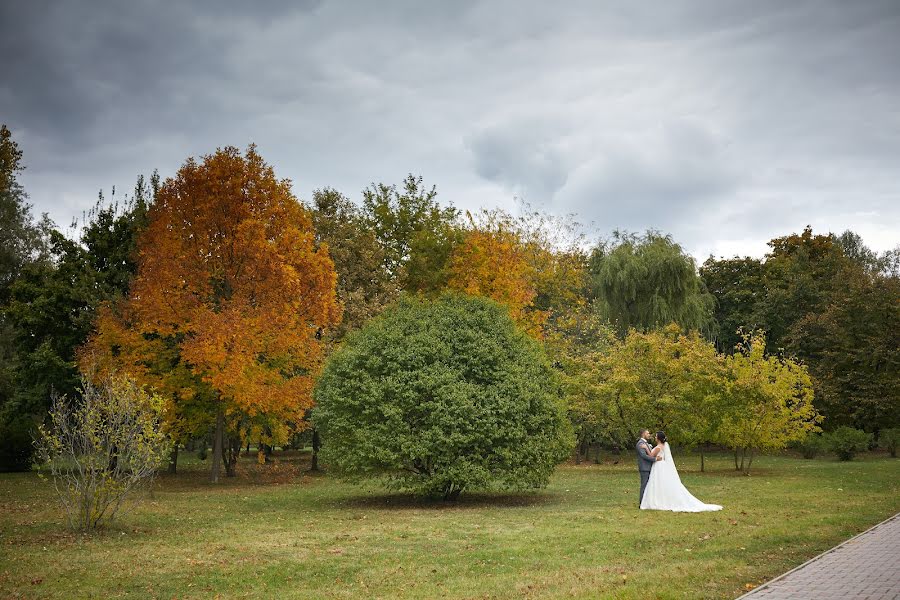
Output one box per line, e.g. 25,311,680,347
640,431,722,512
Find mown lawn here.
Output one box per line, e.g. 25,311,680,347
1,450,897,600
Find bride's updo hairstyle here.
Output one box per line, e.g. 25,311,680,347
656,431,667,444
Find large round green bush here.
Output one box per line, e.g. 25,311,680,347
313,293,573,499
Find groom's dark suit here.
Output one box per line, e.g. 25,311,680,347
636,439,656,507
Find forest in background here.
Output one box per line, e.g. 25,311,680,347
1,125,897,476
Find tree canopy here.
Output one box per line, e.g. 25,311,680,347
313,293,573,499
85,146,341,481
701,226,898,431
589,231,715,337
362,174,460,294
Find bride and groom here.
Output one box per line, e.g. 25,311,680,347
637,429,722,512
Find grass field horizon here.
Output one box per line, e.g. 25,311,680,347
2,450,898,599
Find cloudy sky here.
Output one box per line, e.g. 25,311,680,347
2,0,898,259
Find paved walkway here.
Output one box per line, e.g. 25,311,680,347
738,512,900,599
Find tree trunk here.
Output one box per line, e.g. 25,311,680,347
107,440,120,473
700,448,705,473
168,443,179,475
224,434,240,477
744,449,755,475
310,428,321,472
733,449,739,471
739,448,746,472
210,406,224,483
443,484,462,501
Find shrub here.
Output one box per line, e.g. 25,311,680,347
796,433,824,459
0,412,35,472
313,293,573,500
34,374,170,529
879,428,899,458
824,426,872,461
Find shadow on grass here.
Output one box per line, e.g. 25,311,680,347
331,489,565,511
154,449,322,492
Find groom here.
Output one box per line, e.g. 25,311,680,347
636,428,659,507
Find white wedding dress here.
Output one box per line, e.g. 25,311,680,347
640,443,722,512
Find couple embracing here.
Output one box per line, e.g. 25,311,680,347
636,429,722,512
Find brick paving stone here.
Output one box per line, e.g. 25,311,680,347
737,513,900,599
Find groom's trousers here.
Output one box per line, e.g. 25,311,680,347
639,471,650,507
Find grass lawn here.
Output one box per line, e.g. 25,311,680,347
1,450,897,600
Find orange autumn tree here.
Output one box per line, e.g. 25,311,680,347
89,146,341,482
447,212,547,336
81,302,216,473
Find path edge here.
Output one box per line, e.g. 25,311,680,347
733,511,900,599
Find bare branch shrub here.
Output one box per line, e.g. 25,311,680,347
34,374,170,530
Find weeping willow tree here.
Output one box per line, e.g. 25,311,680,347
589,231,716,338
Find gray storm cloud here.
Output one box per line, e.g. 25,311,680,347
1,0,898,259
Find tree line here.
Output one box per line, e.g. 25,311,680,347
1,127,897,476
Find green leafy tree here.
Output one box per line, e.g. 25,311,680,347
699,256,765,353
307,188,398,469
833,230,900,276
589,231,715,337
5,181,155,406
78,175,156,296
0,124,50,298
701,228,897,435
0,171,155,471
0,124,53,470
313,293,573,499
878,428,899,458
309,187,396,340
0,125,22,194
787,266,899,430
546,303,617,462
362,175,461,294
833,230,880,273
754,227,849,349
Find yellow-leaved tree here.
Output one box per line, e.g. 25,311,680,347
592,324,727,469
84,146,341,481
719,331,821,474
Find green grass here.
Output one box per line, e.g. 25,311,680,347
1,451,897,600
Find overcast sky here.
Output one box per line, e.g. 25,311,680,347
2,0,898,260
